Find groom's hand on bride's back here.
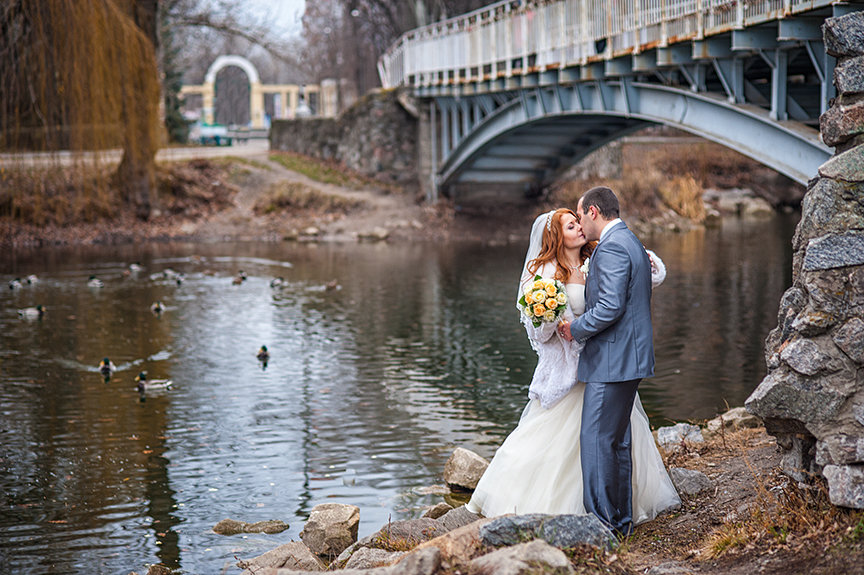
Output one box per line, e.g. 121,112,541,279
557,321,574,341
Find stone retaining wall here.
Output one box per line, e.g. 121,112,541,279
270,89,419,188
746,11,864,508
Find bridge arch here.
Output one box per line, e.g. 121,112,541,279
437,83,830,196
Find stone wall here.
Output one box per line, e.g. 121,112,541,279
269,89,419,188
746,11,864,508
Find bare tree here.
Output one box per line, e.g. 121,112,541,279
300,0,489,95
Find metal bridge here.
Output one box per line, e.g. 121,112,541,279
378,0,861,201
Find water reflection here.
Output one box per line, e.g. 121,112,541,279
0,215,795,573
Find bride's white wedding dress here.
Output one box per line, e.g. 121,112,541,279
466,264,680,524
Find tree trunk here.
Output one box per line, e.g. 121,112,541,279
115,0,161,220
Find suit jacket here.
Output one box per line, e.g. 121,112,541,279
569,221,655,383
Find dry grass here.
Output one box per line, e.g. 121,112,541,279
269,151,400,193
701,467,862,559
547,169,664,220
658,175,706,222
548,136,801,222
0,158,237,228
0,164,119,226
253,181,365,216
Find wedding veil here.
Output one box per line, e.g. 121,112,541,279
517,210,556,303
517,210,557,352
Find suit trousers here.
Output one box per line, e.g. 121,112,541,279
580,378,641,535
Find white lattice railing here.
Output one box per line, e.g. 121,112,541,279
378,0,836,88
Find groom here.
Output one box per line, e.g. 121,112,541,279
557,186,655,537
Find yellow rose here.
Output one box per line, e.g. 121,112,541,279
533,303,547,317
524,291,535,305
556,292,567,305
545,284,557,297
523,307,533,318
543,310,557,322
533,290,547,304
532,279,545,291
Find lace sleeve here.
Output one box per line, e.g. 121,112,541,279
524,320,558,345
646,249,666,288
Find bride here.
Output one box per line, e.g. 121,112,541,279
466,208,680,525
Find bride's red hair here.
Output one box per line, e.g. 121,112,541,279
528,208,597,282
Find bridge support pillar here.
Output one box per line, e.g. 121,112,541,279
419,100,439,203
770,49,788,121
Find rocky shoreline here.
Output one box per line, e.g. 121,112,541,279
129,407,864,575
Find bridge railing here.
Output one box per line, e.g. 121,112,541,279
378,0,834,89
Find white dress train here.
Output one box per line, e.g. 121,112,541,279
466,276,680,524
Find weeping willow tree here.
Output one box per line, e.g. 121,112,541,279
0,0,162,222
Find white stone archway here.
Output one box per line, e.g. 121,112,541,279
181,55,340,129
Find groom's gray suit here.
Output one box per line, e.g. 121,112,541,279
569,220,655,535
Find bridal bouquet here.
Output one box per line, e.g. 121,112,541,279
518,276,568,327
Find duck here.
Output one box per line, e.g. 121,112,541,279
325,279,340,291
257,345,270,362
26,274,38,284
135,371,173,393
87,275,104,288
150,301,165,315
8,278,23,290
99,357,116,380
17,305,45,319
128,262,144,273
270,277,285,288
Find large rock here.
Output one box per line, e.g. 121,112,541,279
468,539,573,575
344,547,405,570
833,317,864,363
436,505,481,531
413,516,494,565
823,464,864,508
260,547,440,575
421,502,453,519
803,232,864,271
702,407,762,439
479,513,616,551
237,541,325,574
388,547,441,575
443,448,489,491
655,423,704,452
669,467,714,496
824,11,864,58
369,518,448,550
818,146,864,182
779,337,845,375
213,518,288,535
299,503,360,557
835,56,864,94
816,433,864,466
820,96,864,147
745,369,847,425
749,12,864,508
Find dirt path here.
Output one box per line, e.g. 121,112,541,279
177,149,434,243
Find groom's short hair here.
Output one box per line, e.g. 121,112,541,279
582,186,620,219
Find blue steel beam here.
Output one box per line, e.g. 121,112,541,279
439,82,830,189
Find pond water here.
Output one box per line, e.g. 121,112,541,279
0,214,796,574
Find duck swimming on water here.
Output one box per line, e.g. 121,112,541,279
17,305,45,319
257,345,270,362
99,357,116,381
135,371,173,393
